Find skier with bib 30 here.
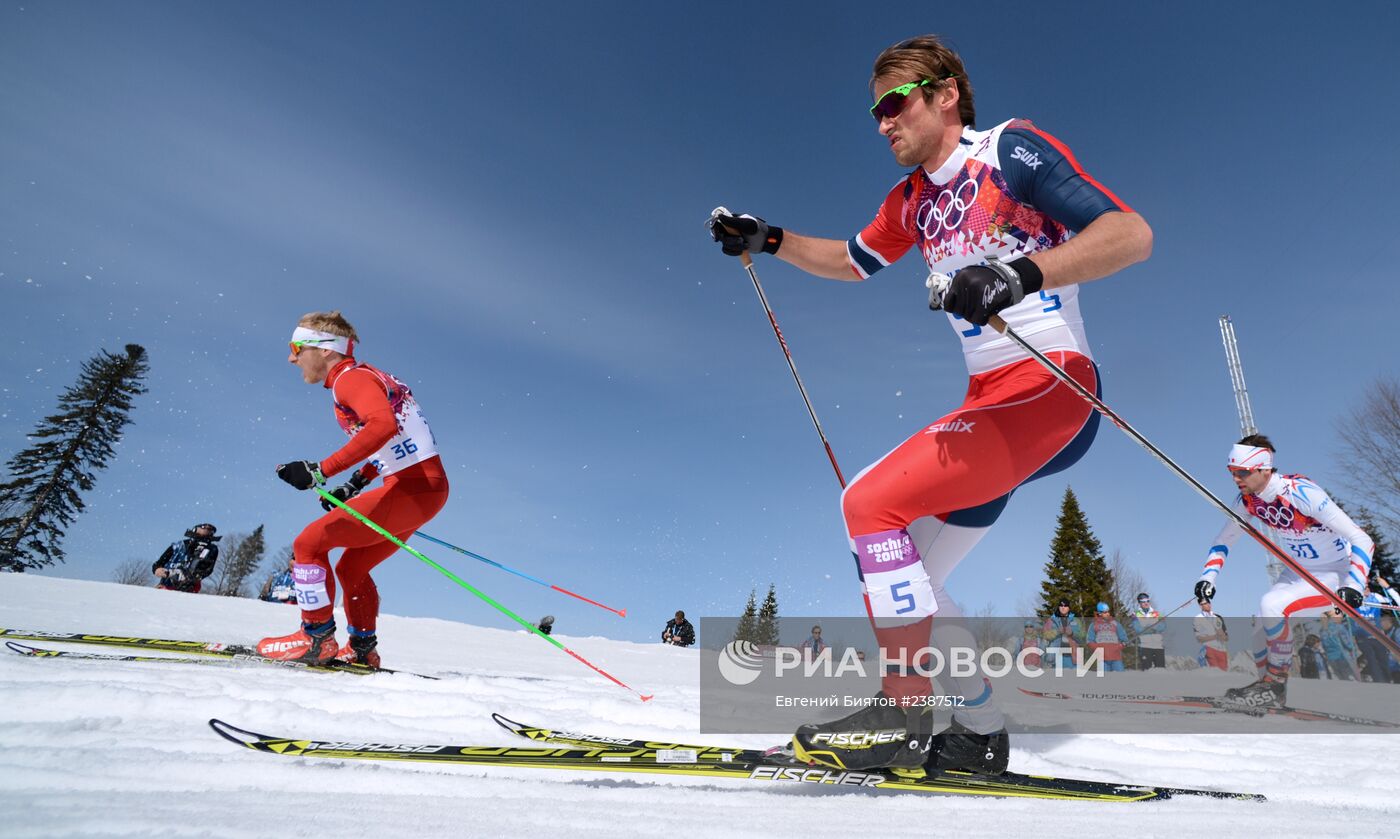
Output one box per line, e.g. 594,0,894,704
1194,434,1373,708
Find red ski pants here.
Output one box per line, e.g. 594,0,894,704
295,457,449,632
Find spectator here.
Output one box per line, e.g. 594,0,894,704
1085,602,1129,672
1298,634,1329,680
259,555,298,604
1380,613,1400,683
662,610,695,647
154,523,220,593
801,625,828,658
1041,599,1080,668
1018,620,1043,670
1356,575,1400,682
1194,597,1229,671
1130,592,1166,670
1320,610,1358,681
536,615,555,636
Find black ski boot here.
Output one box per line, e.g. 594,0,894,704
791,693,934,771
927,718,1010,776
1221,669,1286,710
335,633,380,668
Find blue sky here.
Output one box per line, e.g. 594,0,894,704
3,2,1397,644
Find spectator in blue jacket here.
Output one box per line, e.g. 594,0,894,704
1041,599,1080,668
259,555,297,604
1380,612,1400,683
801,625,828,658
1355,575,1399,681
1320,611,1359,681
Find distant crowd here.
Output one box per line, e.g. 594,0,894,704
1021,586,1400,678
1028,594,1172,672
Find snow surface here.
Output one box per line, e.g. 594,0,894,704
2,573,1398,837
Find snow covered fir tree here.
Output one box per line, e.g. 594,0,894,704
733,589,759,643
0,344,149,572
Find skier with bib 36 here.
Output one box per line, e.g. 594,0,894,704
257,311,449,668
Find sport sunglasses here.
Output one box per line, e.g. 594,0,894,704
289,338,338,356
870,75,954,121
1228,467,1262,479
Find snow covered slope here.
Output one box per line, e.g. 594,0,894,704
2,573,1397,837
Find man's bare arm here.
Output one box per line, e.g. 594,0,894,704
775,232,864,281
1028,211,1153,291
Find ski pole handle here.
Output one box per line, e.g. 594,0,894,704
718,221,756,268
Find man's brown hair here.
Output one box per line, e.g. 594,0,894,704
871,35,976,128
1238,433,1274,452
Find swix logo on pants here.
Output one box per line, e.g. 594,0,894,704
924,418,975,435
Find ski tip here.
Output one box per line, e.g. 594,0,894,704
491,712,526,734
208,718,271,748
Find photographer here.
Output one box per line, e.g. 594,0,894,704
662,610,695,647
153,523,220,593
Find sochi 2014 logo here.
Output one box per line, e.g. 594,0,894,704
717,640,766,686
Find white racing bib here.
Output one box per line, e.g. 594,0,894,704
293,564,331,609
854,529,938,619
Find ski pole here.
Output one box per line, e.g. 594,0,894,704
412,531,626,617
1157,597,1197,621
316,489,652,701
713,210,846,488
973,309,1400,662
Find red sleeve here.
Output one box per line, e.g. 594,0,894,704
320,369,397,478
846,175,918,279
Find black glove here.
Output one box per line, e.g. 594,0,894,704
1337,587,1364,610
706,207,783,257
1194,580,1215,602
321,470,372,511
276,460,324,491
939,256,1044,326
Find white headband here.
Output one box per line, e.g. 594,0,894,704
290,326,354,357
1228,444,1273,471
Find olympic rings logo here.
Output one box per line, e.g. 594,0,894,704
1254,503,1295,529
916,178,979,237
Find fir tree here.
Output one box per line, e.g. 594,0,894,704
733,589,759,643
755,584,780,645
211,525,266,597
0,345,149,571
1036,487,1126,618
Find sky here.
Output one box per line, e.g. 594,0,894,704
3,1,1398,644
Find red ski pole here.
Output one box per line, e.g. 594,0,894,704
318,489,652,701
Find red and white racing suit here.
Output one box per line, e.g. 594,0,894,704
293,358,449,635
1196,472,1373,676
842,119,1135,732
